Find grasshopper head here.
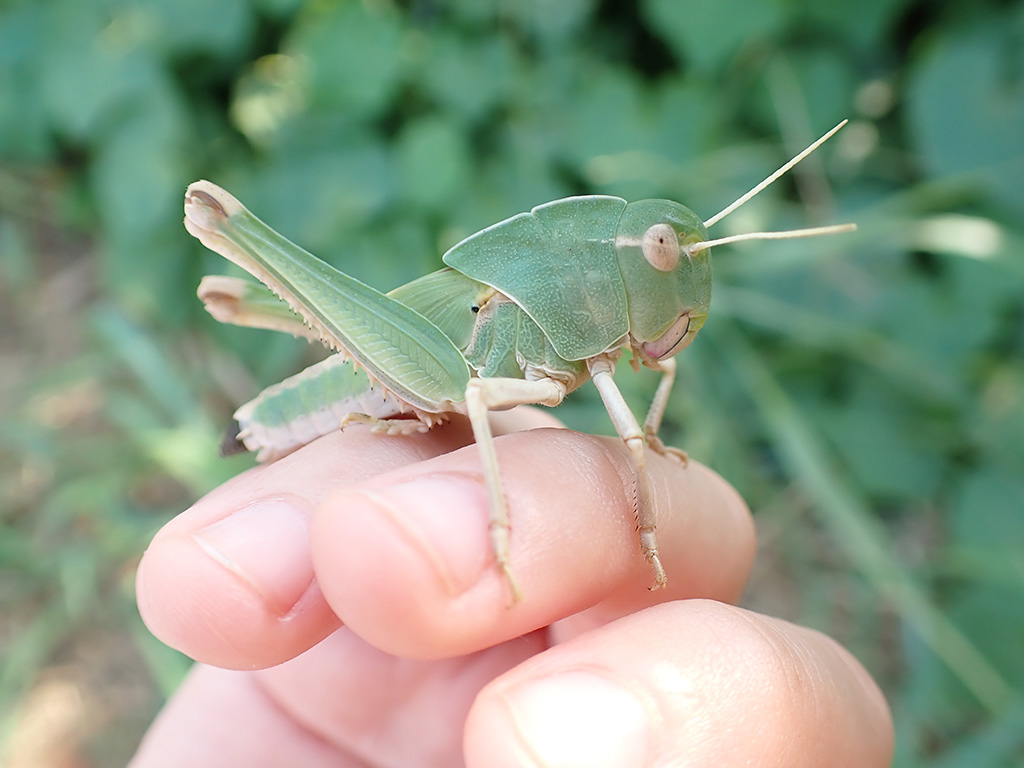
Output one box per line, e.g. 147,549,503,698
614,199,712,366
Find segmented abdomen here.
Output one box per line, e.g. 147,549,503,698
229,354,410,462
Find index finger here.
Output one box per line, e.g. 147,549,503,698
313,428,755,659
136,419,480,669
137,417,755,668
135,409,561,669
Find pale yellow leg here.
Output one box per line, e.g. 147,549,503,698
641,357,688,466
588,355,668,590
338,412,432,435
464,376,567,603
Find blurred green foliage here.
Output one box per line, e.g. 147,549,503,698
1,0,1022,765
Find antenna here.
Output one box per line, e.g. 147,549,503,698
685,223,856,256
703,120,847,229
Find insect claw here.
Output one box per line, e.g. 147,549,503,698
501,562,524,605
644,432,689,467
647,554,668,590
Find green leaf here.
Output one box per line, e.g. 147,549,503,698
0,5,52,159
396,116,472,212
951,470,1024,556
557,67,653,187
642,0,786,71
418,34,513,123
143,0,253,57
907,22,1024,212
38,2,164,142
286,1,406,120
240,142,394,254
818,390,945,501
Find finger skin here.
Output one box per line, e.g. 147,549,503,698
130,628,546,768
130,601,892,768
136,421,480,669
129,665,345,768
133,413,891,768
314,429,755,659
464,600,894,768
134,412,555,669
137,418,754,668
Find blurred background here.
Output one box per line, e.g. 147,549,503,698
1,0,1022,765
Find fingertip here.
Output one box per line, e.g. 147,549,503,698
465,670,651,768
312,470,509,658
826,630,895,755
136,425,485,668
310,431,763,658
468,601,893,768
137,498,340,669
189,498,317,617
674,461,757,600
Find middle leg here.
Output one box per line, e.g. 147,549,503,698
463,376,567,603
588,355,668,590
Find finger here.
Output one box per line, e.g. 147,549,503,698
464,600,893,768
128,664,342,768
136,419,479,670
136,406,556,670
488,405,566,434
252,629,545,766
129,627,546,768
312,428,755,659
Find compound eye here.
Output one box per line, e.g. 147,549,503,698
642,223,680,271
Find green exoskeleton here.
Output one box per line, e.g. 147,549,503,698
184,121,854,602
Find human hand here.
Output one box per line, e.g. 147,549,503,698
130,410,892,767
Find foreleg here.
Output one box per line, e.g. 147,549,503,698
641,357,688,466
588,356,668,591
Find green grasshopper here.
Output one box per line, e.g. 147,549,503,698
184,121,854,602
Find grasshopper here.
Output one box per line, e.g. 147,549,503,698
184,121,854,602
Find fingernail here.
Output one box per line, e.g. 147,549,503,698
192,497,314,617
346,474,490,596
503,671,651,768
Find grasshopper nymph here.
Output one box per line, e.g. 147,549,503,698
185,121,854,603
